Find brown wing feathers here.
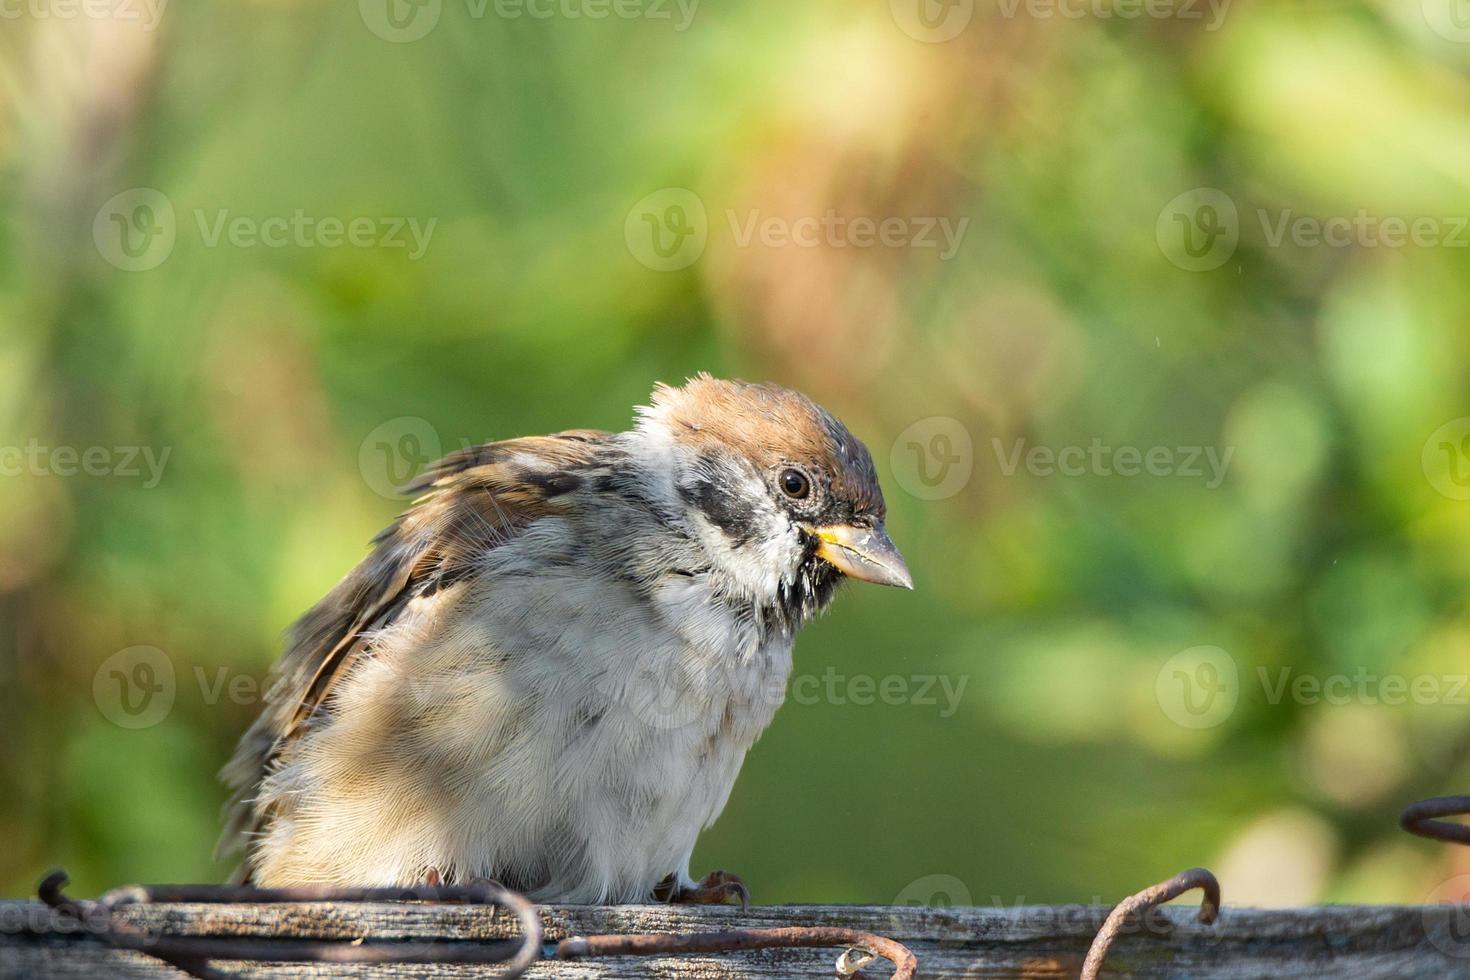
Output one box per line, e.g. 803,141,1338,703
217,430,609,870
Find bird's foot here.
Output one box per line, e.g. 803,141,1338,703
421,868,505,892
654,869,750,910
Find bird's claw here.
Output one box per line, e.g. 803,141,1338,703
421,868,505,891
656,869,751,910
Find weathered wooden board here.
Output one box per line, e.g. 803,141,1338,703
3,900,1468,978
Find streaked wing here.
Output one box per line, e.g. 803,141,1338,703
217,428,610,872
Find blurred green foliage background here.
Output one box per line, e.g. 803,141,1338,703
3,0,1470,910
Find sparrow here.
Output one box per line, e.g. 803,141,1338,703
218,375,911,904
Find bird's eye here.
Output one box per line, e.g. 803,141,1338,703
779,468,811,500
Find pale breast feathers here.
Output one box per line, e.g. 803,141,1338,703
216,429,610,873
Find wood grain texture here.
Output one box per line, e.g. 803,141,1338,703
3,900,1469,978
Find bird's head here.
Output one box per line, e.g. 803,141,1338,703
633,374,911,621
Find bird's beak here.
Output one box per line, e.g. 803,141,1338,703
807,522,914,590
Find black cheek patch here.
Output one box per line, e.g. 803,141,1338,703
678,476,755,548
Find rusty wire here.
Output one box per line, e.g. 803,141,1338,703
34,864,1252,978
36,869,920,978
1400,795,1470,845
38,869,542,979
1078,867,1221,980
105,779,1470,978
30,799,1470,977
557,925,918,979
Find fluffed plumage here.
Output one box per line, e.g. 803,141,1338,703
218,375,910,902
